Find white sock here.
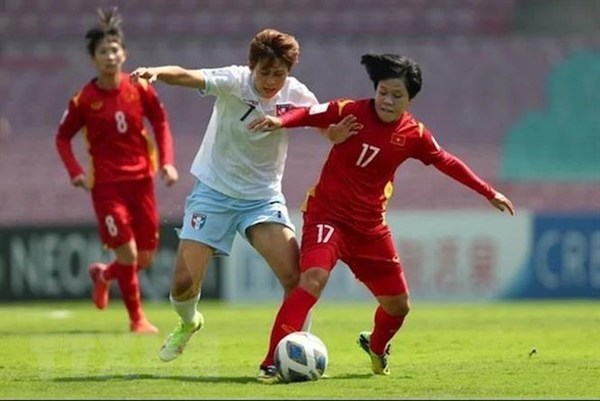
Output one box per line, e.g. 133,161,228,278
301,308,313,332
170,292,201,325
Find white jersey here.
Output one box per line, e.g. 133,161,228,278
190,65,319,200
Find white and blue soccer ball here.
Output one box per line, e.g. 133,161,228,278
274,331,328,383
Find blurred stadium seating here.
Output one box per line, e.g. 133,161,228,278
0,0,598,225
1,0,516,38
501,50,600,181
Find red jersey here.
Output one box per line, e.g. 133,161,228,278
281,99,496,235
55,72,174,186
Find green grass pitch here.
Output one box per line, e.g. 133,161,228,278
0,299,598,399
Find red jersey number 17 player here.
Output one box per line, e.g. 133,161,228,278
248,53,515,382
55,8,178,334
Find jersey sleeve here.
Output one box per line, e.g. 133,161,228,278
412,124,445,165
139,81,175,166
432,151,496,200
55,95,85,180
288,78,319,107
280,100,347,129
412,124,495,199
199,65,242,98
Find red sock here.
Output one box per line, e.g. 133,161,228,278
114,263,143,322
261,287,317,367
370,306,406,355
102,261,120,281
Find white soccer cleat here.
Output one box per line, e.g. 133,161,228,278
357,331,391,375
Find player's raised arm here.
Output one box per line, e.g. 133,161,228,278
247,106,314,131
131,66,206,89
247,115,284,132
248,101,362,143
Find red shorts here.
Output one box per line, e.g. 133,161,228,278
91,177,159,251
300,215,408,297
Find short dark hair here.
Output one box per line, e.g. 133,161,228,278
361,54,422,100
85,7,125,57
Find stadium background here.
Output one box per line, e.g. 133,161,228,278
0,0,598,302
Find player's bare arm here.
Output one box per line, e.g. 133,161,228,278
130,66,206,89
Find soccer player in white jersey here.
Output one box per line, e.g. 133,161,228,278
130,28,359,379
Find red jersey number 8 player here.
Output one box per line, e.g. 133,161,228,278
55,8,178,334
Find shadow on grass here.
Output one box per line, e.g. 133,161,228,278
52,374,256,384
52,372,386,384
324,372,415,380
0,330,128,335
324,373,378,380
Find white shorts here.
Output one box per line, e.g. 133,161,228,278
178,180,295,256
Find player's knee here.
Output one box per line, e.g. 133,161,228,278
137,252,154,269
299,268,329,297
390,298,410,317
279,269,300,293
380,295,410,317
397,302,410,317
114,242,138,265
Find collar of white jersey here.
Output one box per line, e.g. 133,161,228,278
241,73,287,110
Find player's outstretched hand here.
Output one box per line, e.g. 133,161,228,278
160,164,179,187
71,174,90,192
247,115,282,132
325,114,362,144
130,67,157,83
490,191,515,215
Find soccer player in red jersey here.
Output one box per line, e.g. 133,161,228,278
248,53,515,380
55,8,178,334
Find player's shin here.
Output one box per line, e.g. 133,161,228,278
301,307,313,332
115,263,143,322
370,306,406,355
261,287,318,366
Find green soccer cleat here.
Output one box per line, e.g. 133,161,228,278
357,331,391,375
256,365,283,384
158,312,204,362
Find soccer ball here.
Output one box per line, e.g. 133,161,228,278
274,331,328,383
